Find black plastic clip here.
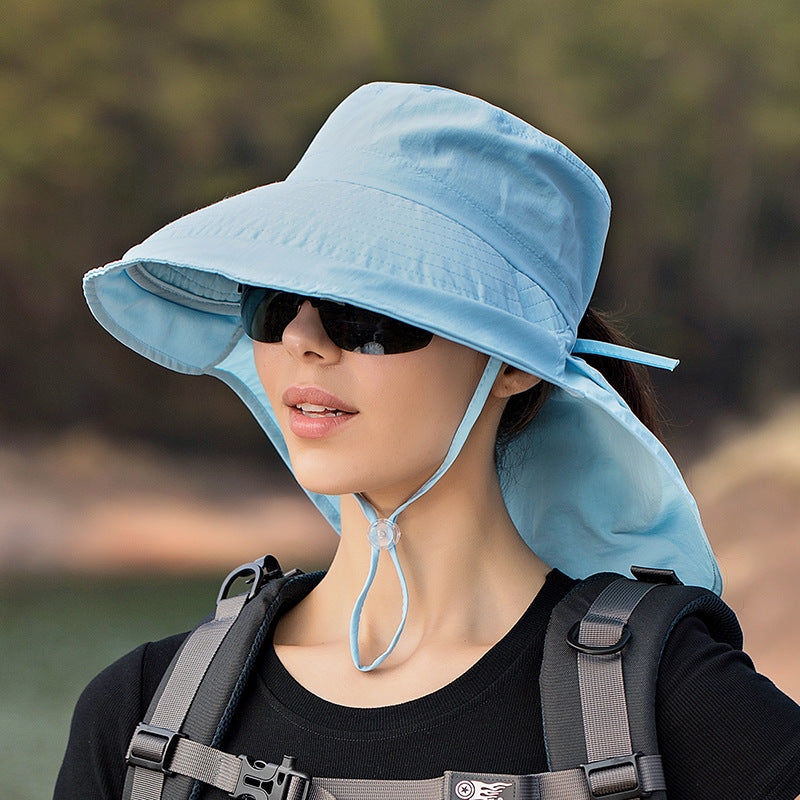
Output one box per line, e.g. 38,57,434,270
125,723,184,775
217,555,284,605
231,755,310,800
630,565,682,585
581,753,649,800
566,622,631,655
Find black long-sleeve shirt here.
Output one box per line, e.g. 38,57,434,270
54,570,800,800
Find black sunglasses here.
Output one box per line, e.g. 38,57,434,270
240,286,434,355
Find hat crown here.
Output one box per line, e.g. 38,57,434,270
288,82,611,334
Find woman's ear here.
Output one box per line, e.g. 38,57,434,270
491,363,541,398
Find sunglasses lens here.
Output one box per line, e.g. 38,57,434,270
240,287,298,343
319,304,433,354
240,287,434,354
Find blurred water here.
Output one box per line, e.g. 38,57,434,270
0,575,220,800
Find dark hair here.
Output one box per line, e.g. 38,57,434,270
495,307,662,454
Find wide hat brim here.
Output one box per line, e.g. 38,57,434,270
83,82,722,592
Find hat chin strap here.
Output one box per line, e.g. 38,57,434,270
348,356,504,671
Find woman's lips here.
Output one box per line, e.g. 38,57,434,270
283,386,357,439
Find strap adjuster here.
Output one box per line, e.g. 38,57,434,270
231,754,310,800
567,622,631,655
126,723,184,775
581,753,649,800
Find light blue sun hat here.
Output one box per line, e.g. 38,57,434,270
83,81,722,597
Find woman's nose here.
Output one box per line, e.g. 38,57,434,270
281,300,342,362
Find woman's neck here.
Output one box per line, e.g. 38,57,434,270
278,446,549,669
271,418,550,704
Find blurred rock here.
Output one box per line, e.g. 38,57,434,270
688,399,800,701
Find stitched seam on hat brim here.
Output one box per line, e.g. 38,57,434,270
129,236,558,329
92,259,570,382
132,240,533,322
169,259,567,346
133,185,571,332
278,176,552,310
292,145,603,323
285,173,574,329
148,184,540,315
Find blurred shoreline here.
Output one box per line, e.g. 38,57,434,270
2,400,799,700
0,429,337,574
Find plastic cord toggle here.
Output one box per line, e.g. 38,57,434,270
367,518,401,549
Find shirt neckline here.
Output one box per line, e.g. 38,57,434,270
254,569,575,734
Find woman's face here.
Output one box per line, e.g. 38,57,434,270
252,300,489,511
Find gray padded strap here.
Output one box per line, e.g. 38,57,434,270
574,579,655,765
153,597,247,731
312,776,445,800
127,594,248,800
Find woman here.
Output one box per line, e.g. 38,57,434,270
56,82,800,799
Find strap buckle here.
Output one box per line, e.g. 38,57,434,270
231,754,310,800
581,753,649,800
126,723,184,775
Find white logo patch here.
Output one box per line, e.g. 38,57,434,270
454,779,513,799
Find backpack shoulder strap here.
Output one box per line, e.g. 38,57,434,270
540,568,742,800
123,555,321,800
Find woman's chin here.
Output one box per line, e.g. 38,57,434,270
292,473,408,511
288,452,439,510
291,469,360,498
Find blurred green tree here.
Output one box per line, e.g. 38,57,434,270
1,0,798,453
